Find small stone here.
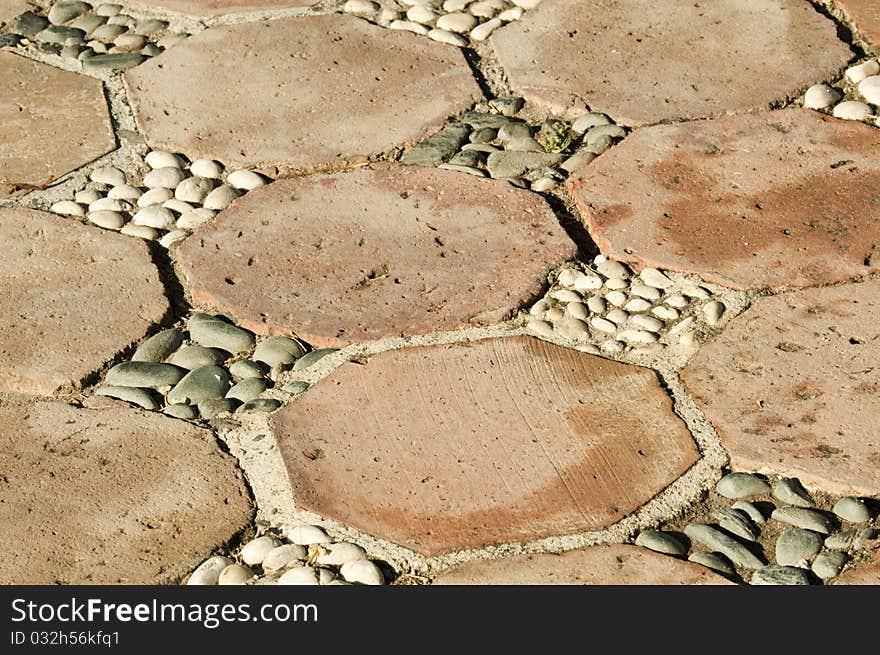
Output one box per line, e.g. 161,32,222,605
497,121,532,141
97,4,123,17
845,60,880,84
530,177,557,192
94,385,160,410
603,291,628,307
108,184,142,201
227,170,266,191
218,563,254,585
141,44,163,58
159,229,188,249
596,260,629,279
605,309,629,325
167,365,231,405
89,23,126,40
406,5,436,22
623,298,652,313
107,14,133,27
13,12,50,38
618,329,658,345
289,525,331,546
130,329,185,364
113,34,148,52
630,315,664,332
197,398,239,419
773,477,814,507
565,302,589,320
189,159,223,179
143,166,187,189
833,497,871,523
241,535,281,566
639,268,674,289
436,12,478,33
344,0,380,14
832,100,873,121
702,300,725,326
120,224,158,240
229,359,265,379
252,336,306,368
51,201,86,217
163,403,198,420
684,523,765,569
240,398,282,414
545,306,564,322
70,14,108,37
590,317,617,334
858,76,880,105
635,530,687,556
138,187,174,207
163,198,193,214
498,6,523,20
318,568,336,584
716,472,770,499
90,166,126,186
62,44,86,59
712,508,760,542
134,19,167,36
36,24,85,44
170,345,227,370
604,277,629,290
105,362,186,388
664,294,689,308
803,83,842,110
731,501,768,524
132,205,176,230
437,163,487,177
651,306,679,321
488,96,524,116
561,151,596,173
186,556,234,585
427,28,468,46
82,53,144,71
825,528,878,551
340,559,385,585
751,565,811,586
558,318,589,339
176,208,216,230
316,542,368,566
601,339,625,354
277,566,319,585
48,2,92,26
156,33,187,49
292,349,338,371
771,507,834,534
188,314,255,354
226,378,269,403
389,19,430,35
776,528,823,567
262,544,307,572
175,176,215,204
687,551,736,576
282,381,310,394
812,551,849,580
670,316,696,335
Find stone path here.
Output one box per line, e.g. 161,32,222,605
0,0,878,587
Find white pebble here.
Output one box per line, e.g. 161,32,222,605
343,0,379,14
551,289,581,302
511,0,542,8
340,559,385,585
121,224,159,240
89,197,130,213
604,277,629,290
406,5,436,22
145,151,185,169
618,329,658,345
606,309,629,325
498,7,523,20
573,274,603,291
545,306,564,321
75,188,102,204
845,60,880,84
218,563,254,585
630,315,664,332
227,170,267,190
703,300,725,326
163,199,194,214
436,12,477,33
428,28,468,46
144,166,187,189
175,176,215,203
596,260,629,279
137,187,174,207
288,525,331,546
88,210,125,230
556,268,579,287
623,298,652,312
857,75,880,105
601,339,625,354
203,184,241,211
682,285,710,300
590,316,617,333
630,283,661,301
530,177,557,192
639,267,674,289
604,290,628,307
442,0,470,10
50,200,85,217
559,318,589,339
132,205,176,230
189,159,223,179
316,542,368,567
651,305,680,321
586,296,606,313
529,297,553,316
278,566,319,585
240,535,281,566
186,556,234,585
803,83,842,110
664,294,689,308
669,316,696,335
469,1,498,18
527,319,554,337
389,19,429,34
90,166,126,186
158,229,187,248
108,184,142,200
565,302,589,320
832,100,873,121
470,18,502,41
176,208,216,230
318,568,337,585
262,544,307,572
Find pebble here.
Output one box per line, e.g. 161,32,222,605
559,318,589,339
565,302,589,320
134,19,167,36
344,0,379,12
226,378,269,403
186,556,234,585
89,197,130,213
252,336,306,368
318,568,336,585
95,385,160,410
702,300,725,326
144,166,187,189
825,528,877,550
498,6,523,20
167,366,232,405
277,566,319,585
604,290,628,307
651,306,679,321
113,34,147,52
107,15,133,27
488,96,524,116
186,159,222,179
511,0,542,8
772,477,813,507
82,53,144,71
574,272,604,291
605,309,628,325
436,12,478,33
170,345,227,370
132,206,176,230
227,170,266,190
163,403,198,420
404,124,471,165
13,12,49,38
188,315,255,354
639,268,673,289
218,564,254,585
731,500,768,524
528,319,554,336
51,201,86,217
106,361,185,387
292,349,338,371
687,551,736,576
442,0,470,11
49,1,91,26
406,5,436,22
832,497,871,523
229,359,265,379
712,508,760,542
389,19,430,35
618,329,658,345
857,76,880,105
560,151,596,174
138,187,174,207
282,381,310,394
811,551,849,580
470,18,502,41
108,184,142,201
120,224,158,240
601,340,625,354
262,544,307,572
90,166,126,187
36,24,85,44
163,199,193,215
604,277,629,291
70,14,107,36
684,523,765,569
545,307,564,321
669,316,696,335
241,535,281,566
803,83,842,110
775,528,823,567
316,542,368,567
622,298,651,313
715,472,770,500
770,507,834,534
590,317,617,333
177,208,216,230
751,565,810,586
832,100,873,120
635,530,687,556
340,560,385,585
240,398,281,413
289,525,331,546
175,176,215,204
845,59,880,84
630,315,664,332
595,260,629,279
198,398,239,419
96,4,123,17
427,28,468,46
90,23,126,41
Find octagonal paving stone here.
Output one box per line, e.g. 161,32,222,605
0,208,168,395
177,164,576,346
0,51,115,198
835,0,880,50
124,15,483,174
126,0,316,15
681,278,880,497
272,336,700,556
491,0,852,126
432,544,733,584
0,394,253,584
566,109,880,292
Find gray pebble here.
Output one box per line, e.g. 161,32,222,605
771,507,835,534
134,19,168,36
229,359,265,379
687,551,736,576
143,166,187,189
156,32,187,49
824,528,878,551
198,398,239,419
469,127,498,143
751,566,810,586
70,14,108,36
712,508,760,542
586,124,627,142
461,111,512,129
401,124,470,166
95,385,161,410
168,366,232,405
163,403,198,420
437,163,487,177
292,349,338,371
811,551,849,579
448,150,484,168
252,336,306,368
561,151,596,173
684,523,765,569
571,112,612,134
188,314,255,354
36,25,85,44
715,472,770,499
82,53,145,71
634,530,687,556
89,23,127,41
131,328,185,363
584,134,613,154
486,151,563,179
96,4,123,17
175,176,215,204
13,12,50,37
833,497,871,523
239,398,282,413
496,121,532,142
775,528,823,566
105,362,186,388
731,500,768,524
170,345,228,370
226,378,269,403
772,477,814,507
282,381,310,394
48,1,91,26
62,44,86,59
141,43,162,57
488,96,524,116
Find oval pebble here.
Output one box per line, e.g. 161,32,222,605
604,290,627,307
436,12,477,33
132,205,176,230
218,563,254,585
630,283,661,301
167,365,231,405
137,187,174,207
857,75,880,105
832,497,871,523
106,361,185,387
635,530,687,556
803,83,842,110
226,377,269,403
751,565,810,586
565,302,589,320
559,318,589,339
618,329,658,345
51,200,86,216
605,309,629,325
108,184,142,200
198,398,239,419
731,500,768,524
712,508,760,542
177,208,216,230
253,335,306,367
163,403,198,419
187,556,234,585
94,385,160,410
90,166,126,186
278,566,319,585
344,0,378,13
498,6,523,20
596,260,629,279
188,314,255,354
716,472,770,499
240,398,282,413
624,298,652,313
572,274,603,291
340,559,385,585
586,296,607,314
316,542,368,567
702,300,725,326
389,19,429,34
687,551,736,576
846,59,880,84
113,33,147,52
143,166,187,189
811,551,849,580
227,170,266,190
772,477,813,507
229,359,265,379
170,345,227,370
776,528,823,567
120,224,159,240
664,294,689,308
527,319,553,336
292,349,338,371
470,18,502,41
825,528,878,551
651,306,679,321
89,197,129,213
771,507,834,534
639,268,674,289
630,315,664,332
684,523,765,569
406,5,436,22
241,535,281,566
145,151,185,169
427,28,468,46
189,159,223,179
590,316,617,333
289,525,331,545
88,210,126,230
832,100,873,121
159,230,188,249
175,176,214,203
604,277,629,290
262,544,307,572
552,289,582,303
282,381,310,394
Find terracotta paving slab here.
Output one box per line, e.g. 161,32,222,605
566,109,880,291
835,0,880,50
0,394,253,584
177,164,576,345
0,208,168,395
834,548,880,584
124,15,482,173
272,336,699,556
0,51,115,199
681,278,880,497
0,1,30,28
491,0,851,126
433,544,733,584
126,0,316,15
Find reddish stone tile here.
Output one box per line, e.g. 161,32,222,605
433,544,733,584
492,0,851,126
835,0,880,50
124,15,482,173
834,546,880,585
0,52,115,199
126,0,316,15
681,279,880,496
177,164,576,346
0,208,168,395
0,394,253,584
566,109,880,291
272,336,699,555
0,1,30,28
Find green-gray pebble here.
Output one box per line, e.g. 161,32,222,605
772,477,813,507
239,398,282,413
401,124,470,166
132,328,185,363
252,336,305,367
469,127,498,144
96,4,123,16
48,1,91,25
188,315,255,354
771,507,834,534
448,150,484,167
751,565,810,586
634,530,687,557
105,362,185,387
684,523,765,569
170,345,227,370
833,497,871,523
824,528,877,551
69,14,108,36
461,111,513,129
62,44,85,58
35,25,85,44
292,349,338,371
715,472,770,499
141,43,162,57
712,508,760,542
0,33,23,47
95,385,160,410
731,500,768,524
226,378,269,403
198,398,239,419
12,12,49,37
571,112,612,134
687,551,736,576
134,19,167,36
775,528,823,566
167,366,231,405
488,96,524,116
163,403,198,420
281,381,310,394
811,551,849,579
82,53,145,70
229,359,265,379
485,151,563,179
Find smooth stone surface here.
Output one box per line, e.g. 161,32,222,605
252,336,306,367
731,501,768,524
277,566,319,585
288,525,331,546
202,184,240,210
833,497,871,523
775,528,824,566
132,330,186,363
282,381,310,394
340,559,384,585
773,478,814,507
687,551,736,577
82,53,145,71
825,528,878,551
187,556,234,585
634,530,687,557
197,398,239,419
88,210,125,230
167,366,231,404
218,563,254,585
229,359,265,379
751,565,811,586
712,508,760,542
486,151,563,178
832,100,873,120
163,403,198,420
169,345,227,370
94,385,161,410
240,535,281,566
401,124,471,166
812,551,849,580
105,362,185,388
771,507,835,534
684,523,765,569
803,83,842,110
262,544,307,572
188,315,255,354
226,377,269,403
315,542,367,567
132,205,176,230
